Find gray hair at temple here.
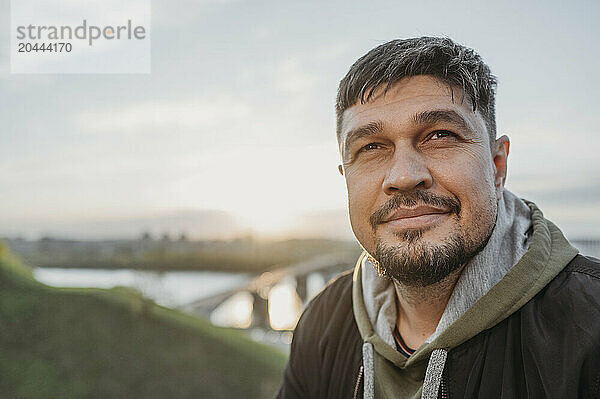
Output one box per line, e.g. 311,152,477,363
335,37,498,145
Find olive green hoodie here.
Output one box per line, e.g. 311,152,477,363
352,195,578,399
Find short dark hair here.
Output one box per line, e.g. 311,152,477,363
336,37,497,144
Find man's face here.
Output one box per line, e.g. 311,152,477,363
339,75,508,286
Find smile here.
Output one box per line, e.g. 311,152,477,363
381,206,451,229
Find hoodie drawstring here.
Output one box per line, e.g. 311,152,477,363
362,343,375,399
421,348,448,399
361,344,448,399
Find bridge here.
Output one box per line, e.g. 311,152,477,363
179,251,360,331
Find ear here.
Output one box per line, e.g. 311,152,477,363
492,135,509,200
338,164,344,176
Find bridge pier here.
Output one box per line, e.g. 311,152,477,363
295,274,308,304
251,291,270,329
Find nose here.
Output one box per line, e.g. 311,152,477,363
382,148,433,195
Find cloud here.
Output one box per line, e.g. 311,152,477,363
24,0,150,24
74,96,251,135
152,0,243,28
275,57,318,95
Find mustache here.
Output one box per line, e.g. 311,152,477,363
369,191,461,230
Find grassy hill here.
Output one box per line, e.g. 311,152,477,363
0,241,287,399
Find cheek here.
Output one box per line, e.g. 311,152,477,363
347,182,374,222
445,160,498,222
433,155,496,207
346,175,380,237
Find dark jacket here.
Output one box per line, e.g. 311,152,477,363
276,254,600,398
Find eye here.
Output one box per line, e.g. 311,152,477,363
361,143,381,151
430,130,458,140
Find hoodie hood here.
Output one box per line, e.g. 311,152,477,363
352,194,579,398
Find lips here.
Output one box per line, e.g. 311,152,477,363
382,205,450,223
369,192,461,230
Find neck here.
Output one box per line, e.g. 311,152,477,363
393,267,463,349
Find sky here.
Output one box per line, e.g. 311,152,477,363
1,0,599,240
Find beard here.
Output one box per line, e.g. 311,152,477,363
370,191,497,287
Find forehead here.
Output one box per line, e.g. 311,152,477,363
339,75,485,144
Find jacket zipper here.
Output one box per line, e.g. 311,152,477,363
353,365,364,399
438,377,448,399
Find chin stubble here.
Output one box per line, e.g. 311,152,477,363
371,194,497,287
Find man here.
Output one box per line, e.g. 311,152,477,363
276,37,600,398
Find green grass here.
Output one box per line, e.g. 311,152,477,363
0,241,287,399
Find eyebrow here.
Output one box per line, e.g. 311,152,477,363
413,109,474,134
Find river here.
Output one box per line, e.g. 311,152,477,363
33,267,253,307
